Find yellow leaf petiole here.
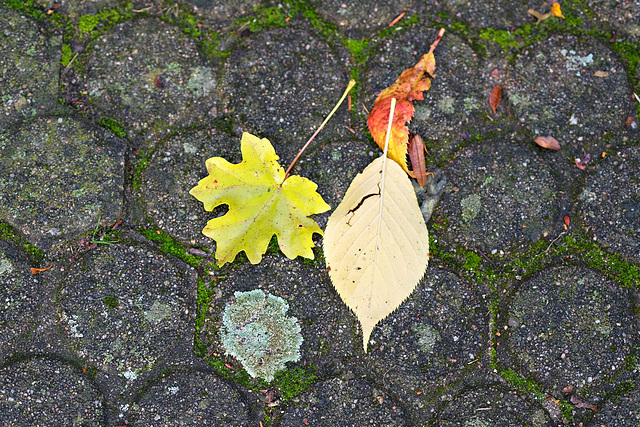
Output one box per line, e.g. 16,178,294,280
284,79,357,179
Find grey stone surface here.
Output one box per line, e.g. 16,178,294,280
0,357,105,425
438,385,552,426
280,377,407,426
438,0,541,29
0,117,125,251
77,18,220,139
504,266,638,394
433,137,564,255
55,240,197,403
581,144,640,262
0,8,60,127
139,128,241,248
187,0,261,30
0,241,45,365
131,369,255,426
219,24,352,161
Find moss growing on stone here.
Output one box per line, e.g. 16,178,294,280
221,289,302,382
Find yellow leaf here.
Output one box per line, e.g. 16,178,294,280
323,153,429,352
190,132,330,267
551,2,565,19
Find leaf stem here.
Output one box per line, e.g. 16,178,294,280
374,97,396,258
284,79,356,179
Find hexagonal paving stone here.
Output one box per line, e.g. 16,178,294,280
586,0,640,41
139,128,241,248
187,0,260,30
0,117,125,251
55,240,197,401
438,0,540,29
78,18,219,139
432,137,564,255
580,144,640,262
504,266,638,394
309,0,423,38
220,25,351,161
504,35,633,163
0,241,45,364
438,385,552,426
361,29,487,162
130,369,254,425
280,377,407,426
597,386,640,426
0,357,104,425
366,264,489,423
0,8,60,127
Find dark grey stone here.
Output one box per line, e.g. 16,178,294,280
505,266,638,395
280,377,407,426
438,385,552,426
219,25,352,162
0,8,60,127
139,128,241,248
580,144,640,262
55,241,197,405
0,117,125,251
78,18,220,140
131,369,254,426
0,357,105,425
432,137,564,255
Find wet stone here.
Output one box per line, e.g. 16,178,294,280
0,117,125,251
433,137,562,255
504,35,633,164
361,30,486,161
309,0,423,38
586,0,640,41
0,241,44,364
438,385,551,425
139,128,241,248
0,8,60,127
130,369,253,426
78,19,219,139
504,267,638,394
0,357,104,425
187,0,261,30
55,241,197,401
580,144,640,262
366,264,489,423
280,377,407,426
598,386,640,426
220,25,351,162
438,0,540,29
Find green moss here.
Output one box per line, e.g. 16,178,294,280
103,295,119,309
559,400,574,422
78,14,100,35
61,44,74,67
0,223,46,264
500,368,545,400
462,251,481,270
131,151,151,192
140,227,200,268
98,117,127,139
346,38,369,64
272,366,316,402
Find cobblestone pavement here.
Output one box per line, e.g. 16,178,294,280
1,1,639,426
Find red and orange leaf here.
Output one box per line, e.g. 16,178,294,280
367,28,445,174
489,85,502,114
407,133,432,186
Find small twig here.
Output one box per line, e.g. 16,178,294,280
388,12,405,27
64,53,79,70
545,231,566,253
284,79,356,178
473,246,496,268
132,6,154,12
428,28,445,54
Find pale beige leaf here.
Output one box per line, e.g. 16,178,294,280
323,156,429,352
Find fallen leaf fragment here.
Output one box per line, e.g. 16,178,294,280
575,153,591,170
625,115,636,126
570,395,597,412
594,70,609,77
367,28,444,174
563,215,570,227
31,264,52,275
562,384,574,395
534,135,561,150
490,68,501,79
190,132,330,267
407,133,431,186
489,85,502,114
325,100,429,351
529,9,552,24
551,2,565,19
